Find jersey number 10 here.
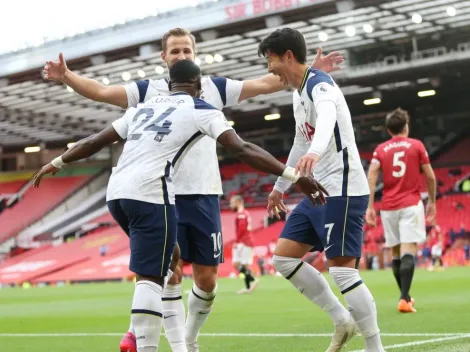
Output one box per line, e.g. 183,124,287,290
128,107,175,142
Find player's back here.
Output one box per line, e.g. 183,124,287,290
372,136,429,210
107,93,230,205
124,76,243,196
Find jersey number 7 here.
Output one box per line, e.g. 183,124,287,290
128,107,176,142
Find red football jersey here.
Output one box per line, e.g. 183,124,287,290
235,209,254,247
372,136,430,211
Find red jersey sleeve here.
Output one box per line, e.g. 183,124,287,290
371,146,382,165
416,140,430,165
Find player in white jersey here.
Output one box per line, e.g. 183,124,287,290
43,27,343,352
257,28,385,352
33,59,327,352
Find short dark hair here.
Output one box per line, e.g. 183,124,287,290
169,59,201,84
162,27,196,53
258,28,307,63
386,108,409,135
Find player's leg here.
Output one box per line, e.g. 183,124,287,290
325,196,385,352
119,199,177,352
272,198,355,351
108,200,140,352
236,244,257,293
231,244,246,293
381,209,402,294
242,245,259,292
162,241,187,352
397,201,426,312
183,195,222,351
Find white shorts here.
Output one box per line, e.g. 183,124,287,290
232,243,254,266
431,245,442,257
381,201,426,248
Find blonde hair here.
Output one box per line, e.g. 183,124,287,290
161,28,197,53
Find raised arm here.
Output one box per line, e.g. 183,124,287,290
44,53,128,109
33,125,122,187
216,130,327,206
239,48,344,102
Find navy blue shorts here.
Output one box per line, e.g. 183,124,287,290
323,196,368,259
280,196,326,252
107,199,177,278
176,195,223,266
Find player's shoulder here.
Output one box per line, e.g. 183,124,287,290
407,137,426,148
374,140,389,152
193,97,219,111
202,75,227,86
305,69,336,100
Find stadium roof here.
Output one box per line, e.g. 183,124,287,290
1,0,470,149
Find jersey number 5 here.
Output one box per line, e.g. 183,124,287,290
128,107,175,142
392,151,406,178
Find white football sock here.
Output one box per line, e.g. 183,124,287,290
162,284,187,352
185,283,216,344
131,280,163,352
273,255,350,326
329,267,385,352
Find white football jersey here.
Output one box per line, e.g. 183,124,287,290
124,76,243,195
106,93,233,205
294,68,369,197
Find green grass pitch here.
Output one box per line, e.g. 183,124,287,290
1,267,470,351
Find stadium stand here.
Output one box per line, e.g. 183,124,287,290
0,225,128,284
0,175,91,244
0,0,469,287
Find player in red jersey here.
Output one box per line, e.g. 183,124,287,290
366,108,437,313
230,195,259,294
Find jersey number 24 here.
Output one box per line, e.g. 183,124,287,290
128,107,175,142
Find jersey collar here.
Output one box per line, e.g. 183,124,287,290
298,67,311,93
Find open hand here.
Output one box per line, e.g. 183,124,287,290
312,47,344,73
43,52,67,81
267,189,287,219
33,163,60,188
296,152,319,177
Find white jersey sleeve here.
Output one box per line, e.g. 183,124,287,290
273,128,308,193
193,99,234,140
111,107,137,139
209,77,243,107
124,80,151,108
306,77,339,157
274,92,309,193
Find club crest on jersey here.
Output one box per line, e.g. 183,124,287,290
315,83,330,94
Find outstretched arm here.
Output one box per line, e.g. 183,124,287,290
33,126,122,187
216,130,328,206
239,48,344,101
44,53,128,108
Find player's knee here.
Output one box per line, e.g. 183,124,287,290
195,275,217,292
193,267,218,292
329,266,362,293
272,255,302,278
